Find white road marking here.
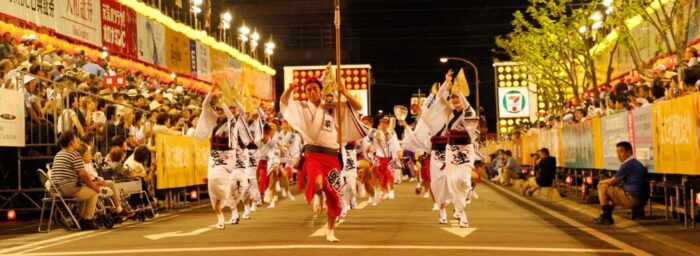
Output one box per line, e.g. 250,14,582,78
310,219,345,237
441,220,477,238
144,228,213,240
3,244,628,255
0,231,95,255
488,183,651,256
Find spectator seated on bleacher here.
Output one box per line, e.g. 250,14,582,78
594,141,648,225
76,142,133,218
521,148,557,196
49,131,100,230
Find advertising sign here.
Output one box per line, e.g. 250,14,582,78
136,13,165,66
497,87,530,118
100,0,137,58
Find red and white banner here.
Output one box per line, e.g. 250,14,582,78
100,0,137,58
103,75,126,88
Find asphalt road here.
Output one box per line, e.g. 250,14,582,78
0,181,688,256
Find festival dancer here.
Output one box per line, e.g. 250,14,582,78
340,141,359,217
246,108,266,211
426,70,481,228
193,90,250,229
370,117,401,200
280,76,368,242
228,106,256,220
357,117,379,206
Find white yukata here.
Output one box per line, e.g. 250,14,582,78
193,93,248,213
420,81,453,207
340,142,359,215
246,109,266,201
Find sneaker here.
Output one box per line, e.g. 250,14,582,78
459,220,469,228
593,215,614,225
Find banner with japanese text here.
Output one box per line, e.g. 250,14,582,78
55,0,103,47
100,0,137,59
630,106,655,172
1,0,58,30
195,41,212,82
600,111,630,170
652,94,700,175
165,28,191,75
155,134,209,189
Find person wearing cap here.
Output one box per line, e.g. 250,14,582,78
192,88,251,230
280,74,368,242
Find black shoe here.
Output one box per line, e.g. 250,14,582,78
593,214,615,225
79,219,99,230
631,208,645,220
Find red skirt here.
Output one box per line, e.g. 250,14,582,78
373,157,394,190
257,160,269,192
420,155,431,183
301,152,342,218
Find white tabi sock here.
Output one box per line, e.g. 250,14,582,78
439,208,447,220
217,213,224,224
231,209,239,220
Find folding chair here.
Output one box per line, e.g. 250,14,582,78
37,169,81,232
114,178,155,220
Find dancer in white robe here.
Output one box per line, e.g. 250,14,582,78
193,91,249,229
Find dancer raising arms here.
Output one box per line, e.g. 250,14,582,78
193,89,250,229
280,76,368,242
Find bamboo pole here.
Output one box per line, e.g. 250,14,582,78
334,0,343,146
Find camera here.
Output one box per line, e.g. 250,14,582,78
530,152,538,158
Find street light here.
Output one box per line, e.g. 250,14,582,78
239,24,250,53
264,40,275,66
439,56,481,115
191,0,203,29
220,12,232,43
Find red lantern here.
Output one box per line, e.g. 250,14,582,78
7,209,16,220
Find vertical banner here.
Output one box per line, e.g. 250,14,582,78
55,0,103,47
600,111,630,170
1,0,58,30
165,29,191,74
136,13,165,66
189,40,198,78
562,121,594,168
591,117,604,169
195,41,212,82
100,0,137,58
0,89,25,147
630,106,655,172
653,94,700,175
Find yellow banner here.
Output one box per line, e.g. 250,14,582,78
165,28,192,75
520,133,539,165
155,134,209,189
591,117,604,169
210,49,229,73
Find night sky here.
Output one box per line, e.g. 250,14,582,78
217,0,528,132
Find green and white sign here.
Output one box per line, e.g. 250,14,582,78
498,87,530,118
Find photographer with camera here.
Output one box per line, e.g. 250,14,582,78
521,148,557,196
